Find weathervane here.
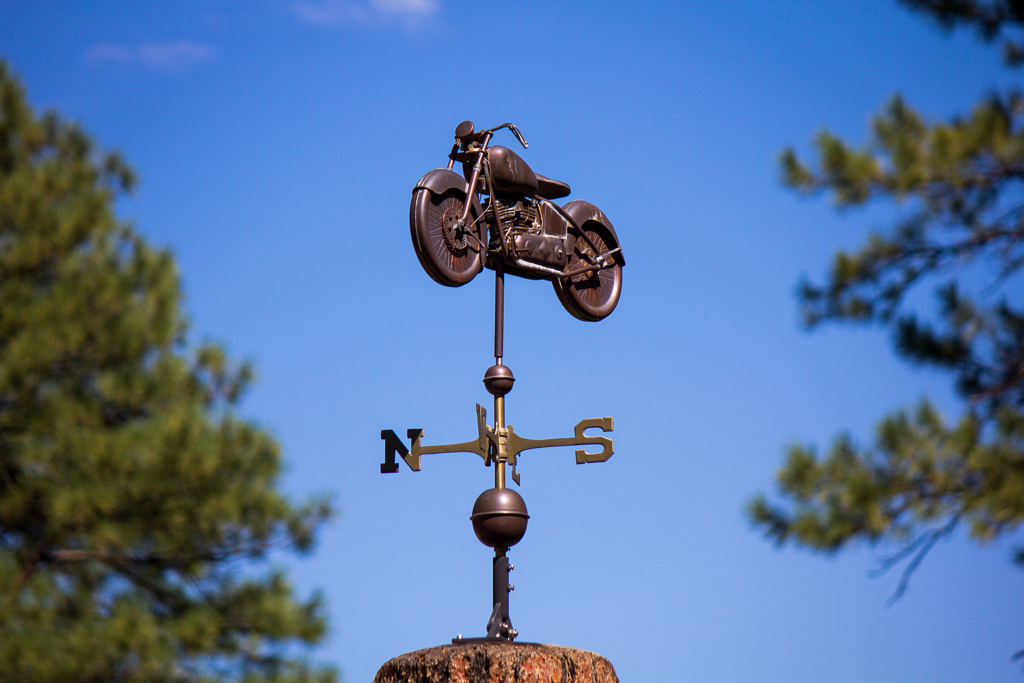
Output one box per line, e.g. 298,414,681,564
381,121,625,642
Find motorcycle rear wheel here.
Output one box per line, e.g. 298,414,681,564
553,223,622,321
410,187,484,287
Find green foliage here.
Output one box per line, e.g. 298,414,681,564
749,2,1024,610
750,402,1024,598
782,91,1024,415
0,61,336,682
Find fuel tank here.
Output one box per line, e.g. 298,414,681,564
487,145,539,197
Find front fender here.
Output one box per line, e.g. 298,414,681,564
562,200,625,267
413,168,483,217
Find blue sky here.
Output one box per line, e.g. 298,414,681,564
2,1,1022,681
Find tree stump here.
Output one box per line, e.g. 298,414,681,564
373,642,619,683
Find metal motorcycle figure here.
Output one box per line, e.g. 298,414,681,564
410,121,625,321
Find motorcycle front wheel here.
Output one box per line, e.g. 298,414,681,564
553,223,622,322
410,187,484,287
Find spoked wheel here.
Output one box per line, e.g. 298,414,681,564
553,223,622,321
410,187,484,287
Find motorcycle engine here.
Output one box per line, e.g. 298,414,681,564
490,198,567,271
494,199,540,233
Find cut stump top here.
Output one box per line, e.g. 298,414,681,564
373,642,619,683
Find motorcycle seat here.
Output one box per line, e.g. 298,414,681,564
536,174,571,200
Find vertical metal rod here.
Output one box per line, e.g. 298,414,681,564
494,393,505,490
493,261,506,490
494,260,504,364
493,547,510,628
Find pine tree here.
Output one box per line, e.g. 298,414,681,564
0,61,335,682
748,1,1024,615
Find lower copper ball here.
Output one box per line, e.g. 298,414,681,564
470,487,529,548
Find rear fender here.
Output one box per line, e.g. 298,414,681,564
414,168,483,216
562,200,625,267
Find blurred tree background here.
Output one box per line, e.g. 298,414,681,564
0,61,335,683
748,0,1024,651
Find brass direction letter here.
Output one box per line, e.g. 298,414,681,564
573,417,614,464
380,429,422,473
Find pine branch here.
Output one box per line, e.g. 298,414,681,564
868,516,960,603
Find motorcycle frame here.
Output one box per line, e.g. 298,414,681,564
445,124,618,281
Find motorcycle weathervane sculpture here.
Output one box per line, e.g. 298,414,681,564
381,121,625,643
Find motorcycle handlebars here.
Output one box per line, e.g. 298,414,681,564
455,121,529,150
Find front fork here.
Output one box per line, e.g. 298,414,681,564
458,134,491,229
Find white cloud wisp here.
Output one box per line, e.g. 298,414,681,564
292,0,438,29
86,40,216,72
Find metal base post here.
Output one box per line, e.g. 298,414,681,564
452,546,517,643
484,547,516,639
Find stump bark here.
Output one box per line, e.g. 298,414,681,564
373,642,618,683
